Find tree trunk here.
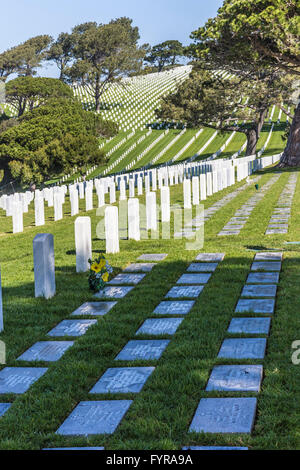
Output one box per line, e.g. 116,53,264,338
245,129,258,156
95,74,101,113
278,102,300,167
245,107,268,156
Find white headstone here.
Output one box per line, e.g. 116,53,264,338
54,191,63,221
0,269,3,332
192,177,200,206
119,179,127,201
129,179,135,198
33,233,56,299
85,185,93,212
70,189,79,216
35,196,45,226
105,206,119,254
183,179,192,209
161,186,170,222
128,198,140,241
146,192,157,231
75,217,92,273
200,174,207,201
109,183,116,204
137,177,143,196
12,201,23,233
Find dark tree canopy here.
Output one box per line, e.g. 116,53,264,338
190,0,300,166
158,67,293,156
46,32,75,81
65,19,145,111
0,35,52,83
5,76,73,116
0,99,117,185
145,40,184,72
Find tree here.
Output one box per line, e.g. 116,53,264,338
145,40,184,72
190,0,300,166
158,68,293,156
0,48,22,82
65,20,145,111
16,35,53,77
46,32,75,80
0,98,118,185
5,76,73,116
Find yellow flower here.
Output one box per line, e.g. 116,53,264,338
99,258,106,269
91,262,101,273
102,272,109,282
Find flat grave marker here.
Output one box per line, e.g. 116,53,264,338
90,367,155,394
165,286,204,299
56,401,132,436
235,298,275,314
182,446,248,450
218,338,267,359
95,286,134,299
247,273,280,284
195,253,225,262
176,273,211,285
228,317,271,335
154,301,195,315
123,263,156,273
115,340,170,361
241,285,277,298
206,365,263,392
17,341,74,362
137,254,168,262
0,367,48,394
251,262,281,272
187,263,218,272
189,398,257,434
108,274,146,285
135,318,183,336
71,302,117,316
47,320,97,337
0,403,11,417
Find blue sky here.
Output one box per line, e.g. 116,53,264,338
0,0,223,77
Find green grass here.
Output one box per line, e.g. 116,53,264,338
1,167,300,449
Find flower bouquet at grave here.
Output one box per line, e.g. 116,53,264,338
88,255,113,292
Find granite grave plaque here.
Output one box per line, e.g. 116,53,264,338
136,318,183,336
187,263,218,273
235,299,275,314
115,340,170,361
90,367,155,394
165,286,204,299
189,398,257,433
241,285,277,298
72,302,117,316
95,286,134,299
206,365,263,392
228,317,271,334
108,274,146,285
0,367,48,394
47,320,97,337
56,400,133,435
154,301,195,315
218,338,266,359
195,253,225,262
17,341,74,362
176,273,211,285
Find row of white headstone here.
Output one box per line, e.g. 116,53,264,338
0,152,281,235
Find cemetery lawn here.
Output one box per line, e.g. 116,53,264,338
0,166,300,449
